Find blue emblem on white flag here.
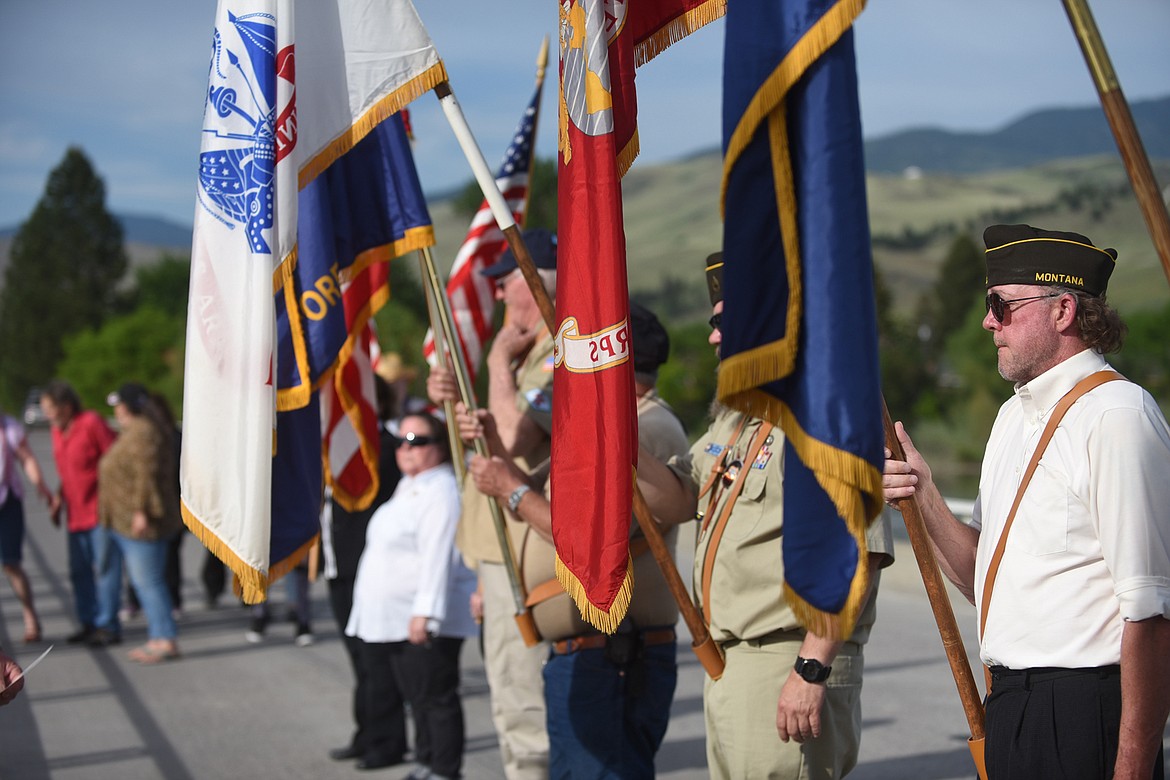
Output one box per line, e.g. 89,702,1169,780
198,11,281,254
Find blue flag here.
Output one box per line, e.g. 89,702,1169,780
717,0,883,639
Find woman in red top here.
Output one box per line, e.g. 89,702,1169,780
40,381,117,644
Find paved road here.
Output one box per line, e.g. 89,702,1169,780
2,428,1165,779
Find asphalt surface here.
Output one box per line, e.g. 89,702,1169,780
2,427,1165,779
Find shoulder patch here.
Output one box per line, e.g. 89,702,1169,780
525,387,552,413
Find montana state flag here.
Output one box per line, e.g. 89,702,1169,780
716,0,883,639
553,0,724,631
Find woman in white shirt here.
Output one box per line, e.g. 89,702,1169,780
346,412,477,780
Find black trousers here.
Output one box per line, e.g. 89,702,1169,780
365,637,465,778
986,665,1165,780
328,577,407,755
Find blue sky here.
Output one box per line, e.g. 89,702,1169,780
1,0,1167,229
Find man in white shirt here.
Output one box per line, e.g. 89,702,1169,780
884,224,1170,779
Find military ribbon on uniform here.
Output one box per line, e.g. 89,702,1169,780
716,0,884,639
552,0,724,632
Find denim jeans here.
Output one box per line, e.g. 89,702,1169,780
109,531,177,640
93,525,123,633
67,526,105,627
543,640,677,780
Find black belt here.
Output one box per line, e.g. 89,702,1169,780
989,665,1120,690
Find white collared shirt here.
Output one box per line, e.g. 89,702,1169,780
346,462,478,643
972,349,1170,668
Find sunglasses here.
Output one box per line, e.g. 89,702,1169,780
984,292,1061,323
708,312,722,330
397,432,436,448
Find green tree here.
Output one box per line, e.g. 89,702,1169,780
129,254,191,315
656,321,719,438
451,156,557,231
0,147,128,407
920,233,983,365
1112,302,1170,408
56,308,185,414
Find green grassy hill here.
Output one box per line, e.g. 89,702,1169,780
424,151,1170,327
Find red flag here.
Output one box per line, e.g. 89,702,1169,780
552,0,723,631
321,259,390,512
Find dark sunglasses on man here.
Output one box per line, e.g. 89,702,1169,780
984,291,1061,323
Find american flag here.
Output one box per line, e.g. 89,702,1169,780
422,81,542,382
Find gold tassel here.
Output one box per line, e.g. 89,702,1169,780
616,130,641,180
554,554,634,634
183,502,269,604
634,0,728,67
722,0,865,209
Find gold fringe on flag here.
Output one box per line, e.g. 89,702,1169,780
722,390,883,640
298,62,449,191
616,129,641,180
554,553,635,635
721,0,865,214
274,227,434,412
633,0,727,67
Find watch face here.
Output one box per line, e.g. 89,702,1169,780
796,657,829,683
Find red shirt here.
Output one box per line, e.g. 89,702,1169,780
51,410,117,532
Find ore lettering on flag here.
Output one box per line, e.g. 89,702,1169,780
182,0,443,602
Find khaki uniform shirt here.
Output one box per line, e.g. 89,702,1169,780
455,330,555,566
526,390,690,640
675,407,893,645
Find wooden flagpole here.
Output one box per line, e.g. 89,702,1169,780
1061,0,1170,283
431,63,724,679
882,399,987,777
417,244,540,647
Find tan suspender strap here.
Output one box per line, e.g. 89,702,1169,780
700,421,774,626
697,415,750,514
978,370,1123,684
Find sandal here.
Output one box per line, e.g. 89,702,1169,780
128,643,181,664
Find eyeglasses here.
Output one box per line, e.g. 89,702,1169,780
397,432,436,448
708,313,722,330
984,292,1061,323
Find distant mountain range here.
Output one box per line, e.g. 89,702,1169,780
863,95,1170,174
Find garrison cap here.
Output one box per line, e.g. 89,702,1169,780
480,228,557,278
629,301,670,377
705,252,724,305
984,224,1116,296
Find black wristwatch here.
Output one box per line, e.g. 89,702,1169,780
793,656,831,683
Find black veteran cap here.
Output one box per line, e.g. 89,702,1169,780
705,252,724,305
629,301,669,377
480,228,557,278
984,224,1116,296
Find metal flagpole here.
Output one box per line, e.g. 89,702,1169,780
417,244,540,647
883,400,987,780
1061,0,1170,283
431,74,724,678
418,252,467,488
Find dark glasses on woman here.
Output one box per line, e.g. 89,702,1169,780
984,292,1060,323
397,432,436,448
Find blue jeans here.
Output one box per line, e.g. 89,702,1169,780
67,526,107,627
93,525,124,633
109,531,177,640
543,639,677,780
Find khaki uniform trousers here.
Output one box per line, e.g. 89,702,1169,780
480,561,549,779
704,632,863,780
